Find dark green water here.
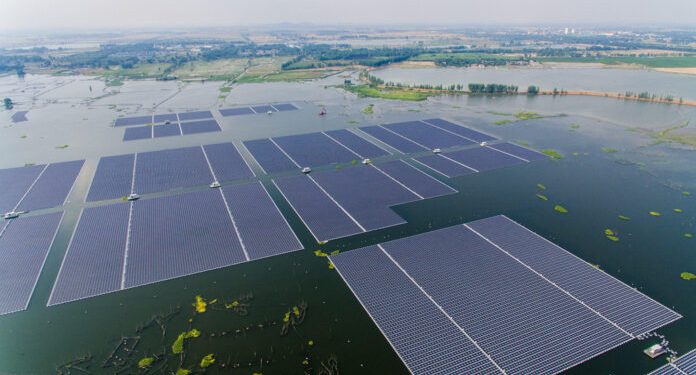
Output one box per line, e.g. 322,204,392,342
0,74,695,374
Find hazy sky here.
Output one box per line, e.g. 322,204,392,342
2,0,695,30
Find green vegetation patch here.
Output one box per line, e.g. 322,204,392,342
138,357,155,369
541,149,563,159
618,215,631,221
362,104,374,115
601,147,619,153
343,84,434,101
537,183,546,190
494,119,512,125
200,354,215,368
649,211,662,217
537,55,696,68
684,233,693,238
680,272,696,281
554,205,569,213
514,111,542,120
536,194,549,201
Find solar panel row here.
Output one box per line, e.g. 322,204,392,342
116,111,216,127
415,143,546,177
647,349,696,374
330,215,681,375
0,212,63,315
0,160,84,213
49,183,302,306
273,163,457,241
123,118,221,141
219,103,298,117
86,144,254,201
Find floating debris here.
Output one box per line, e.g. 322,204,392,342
537,183,546,190
536,194,548,201
618,215,631,221
138,357,154,369
680,272,696,281
281,301,308,336
200,354,215,368
601,147,618,153
649,211,662,217
56,144,69,149
102,336,140,368
554,205,568,213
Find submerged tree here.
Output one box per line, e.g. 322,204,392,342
3,98,12,110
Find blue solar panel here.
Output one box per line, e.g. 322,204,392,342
466,215,682,336
488,142,548,162
251,105,276,113
272,133,359,168
243,139,298,174
330,245,502,375
180,119,221,135
648,349,696,375
48,203,129,306
0,212,62,315
153,113,178,123
124,189,247,288
220,107,254,116
153,123,181,138
0,164,44,213
178,110,213,121
444,146,525,172
202,143,255,182
272,103,298,111
648,365,683,375
311,166,417,231
382,121,475,149
413,155,476,178
87,154,134,202
17,160,84,212
359,125,427,153
222,182,302,260
273,175,363,241
115,115,152,127
374,160,456,199
422,118,497,142
324,129,389,158
134,146,213,194
380,224,631,375
11,111,28,123
123,126,152,141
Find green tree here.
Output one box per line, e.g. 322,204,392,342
3,98,12,110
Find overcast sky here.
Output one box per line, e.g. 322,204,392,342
2,0,695,31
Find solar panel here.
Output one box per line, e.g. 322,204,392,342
220,107,255,116
202,143,255,182
17,160,84,212
11,111,28,123
488,142,548,162
221,182,302,260
48,203,129,306
331,216,680,374
330,246,502,375
124,189,247,288
273,175,363,241
87,154,135,202
374,160,456,199
178,110,213,121
123,125,152,141
272,103,298,111
422,118,497,142
243,139,298,174
466,215,682,336
153,113,178,123
134,146,213,194
311,166,417,231
180,119,221,135
115,115,152,127
382,121,475,149
153,123,181,138
444,146,526,172
359,125,427,153
272,133,359,168
648,349,696,374
324,129,389,158
0,212,62,315
251,105,276,113
0,164,44,213
413,155,476,178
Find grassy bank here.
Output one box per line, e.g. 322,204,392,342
537,56,696,68
343,84,438,101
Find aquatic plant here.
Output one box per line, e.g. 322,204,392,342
537,183,546,190
328,260,335,270
541,149,563,159
362,104,374,115
649,211,662,217
200,354,215,368
618,215,631,221
56,144,69,149
570,123,580,129
175,369,191,375
554,205,568,213
193,295,207,313
604,229,619,242
185,329,201,338
137,357,154,369
494,119,512,125
536,194,548,201
601,147,618,153
314,250,329,257
674,208,683,213
684,233,693,238
308,340,314,346
683,191,691,196
171,333,185,354
680,272,696,281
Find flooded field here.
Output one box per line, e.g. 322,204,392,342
0,71,695,374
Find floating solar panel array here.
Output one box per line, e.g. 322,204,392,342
274,162,456,241
0,212,63,315
648,349,696,375
219,103,298,117
330,215,681,375
86,143,254,202
122,115,221,141
49,183,302,306
0,160,84,214
115,110,214,127
244,130,389,173
414,142,546,177
11,111,29,123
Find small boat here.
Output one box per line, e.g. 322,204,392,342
2,211,20,219
644,343,667,359
361,158,371,165
433,148,442,154
127,193,140,201
209,181,221,188
301,167,312,174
